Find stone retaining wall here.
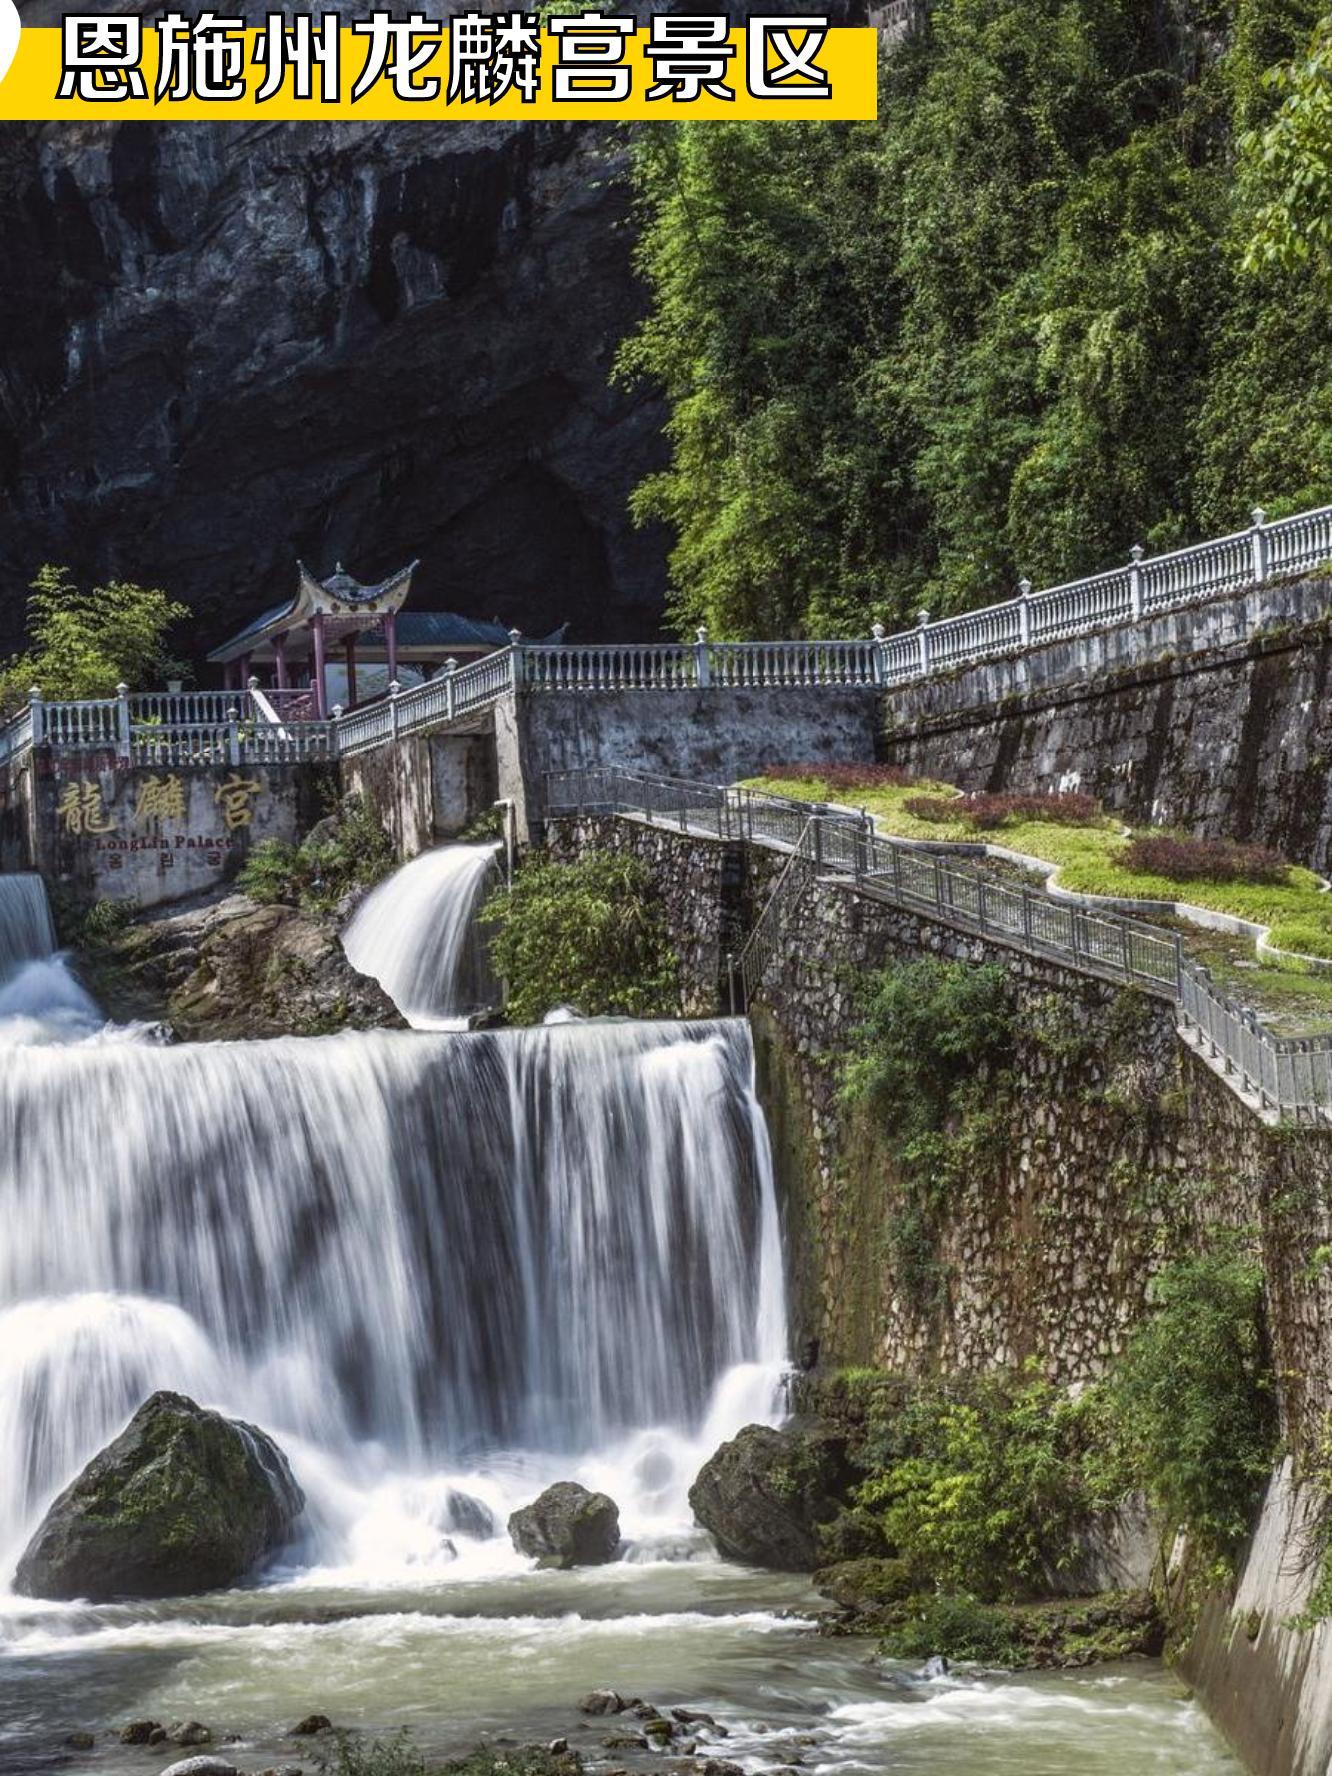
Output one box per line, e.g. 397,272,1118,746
545,814,1332,1452
879,584,1332,870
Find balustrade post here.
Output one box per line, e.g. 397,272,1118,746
115,681,131,762
444,657,458,723
916,609,932,677
870,623,888,688
1017,579,1032,647
1129,544,1145,620
508,629,525,695
695,625,712,689
389,679,402,741
28,687,44,746
226,705,241,767
1250,507,1270,583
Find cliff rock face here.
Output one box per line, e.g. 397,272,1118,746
0,109,668,652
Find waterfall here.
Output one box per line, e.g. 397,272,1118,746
0,872,102,1042
342,844,500,1027
0,1017,787,1576
0,874,56,974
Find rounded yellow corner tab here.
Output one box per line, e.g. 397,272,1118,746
0,22,878,121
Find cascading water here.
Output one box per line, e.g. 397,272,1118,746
0,873,102,1042
0,1016,786,1577
0,877,1239,1776
342,843,500,1027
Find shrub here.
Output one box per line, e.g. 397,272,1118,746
848,1367,1092,1599
316,1731,432,1776
1097,1250,1276,1555
903,791,1100,831
877,1592,1022,1664
841,959,1014,1310
239,794,395,915
903,794,961,824
761,763,920,790
478,851,678,1024
1120,834,1290,887
1266,921,1332,962
78,898,136,947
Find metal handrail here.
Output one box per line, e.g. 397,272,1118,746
543,765,1332,1126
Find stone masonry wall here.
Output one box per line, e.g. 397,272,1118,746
545,814,1332,1464
880,590,1332,870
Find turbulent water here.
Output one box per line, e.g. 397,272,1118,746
343,843,501,1027
0,872,1241,1776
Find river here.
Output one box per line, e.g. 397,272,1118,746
0,859,1241,1775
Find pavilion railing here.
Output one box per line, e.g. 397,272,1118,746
4,498,1332,764
543,765,1332,1126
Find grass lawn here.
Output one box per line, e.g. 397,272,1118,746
741,773,1332,965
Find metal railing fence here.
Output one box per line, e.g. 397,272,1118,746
543,765,1332,1126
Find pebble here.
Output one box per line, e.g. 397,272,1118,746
64,1732,95,1750
120,1720,164,1745
580,1690,628,1715
549,1739,570,1754
168,1721,212,1746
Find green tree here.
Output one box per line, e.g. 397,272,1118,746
479,851,678,1023
1099,1249,1276,1553
0,566,189,713
621,0,1332,640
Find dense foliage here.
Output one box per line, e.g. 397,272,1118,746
841,958,1014,1309
239,795,395,916
846,1367,1092,1597
0,565,188,713
479,851,678,1023
1121,832,1291,883
1098,1249,1277,1552
904,790,1102,830
621,0,1332,638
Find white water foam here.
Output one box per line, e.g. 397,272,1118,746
342,843,500,1027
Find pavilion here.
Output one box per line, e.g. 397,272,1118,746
207,561,563,717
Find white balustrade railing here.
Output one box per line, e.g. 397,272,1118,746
543,765,1332,1126
6,499,1332,769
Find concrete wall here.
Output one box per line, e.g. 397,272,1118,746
343,729,498,860
881,575,1332,870
499,686,881,838
34,752,332,910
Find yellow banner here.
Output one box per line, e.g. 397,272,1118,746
0,20,878,121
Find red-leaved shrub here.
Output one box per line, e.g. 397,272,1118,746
903,790,1100,831
762,763,921,790
903,795,961,823
1121,834,1290,886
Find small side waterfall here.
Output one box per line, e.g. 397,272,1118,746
0,872,102,1041
343,844,500,1027
0,1017,786,1575
0,874,56,974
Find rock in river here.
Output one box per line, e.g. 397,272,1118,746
14,1391,304,1602
688,1423,845,1571
508,1481,620,1568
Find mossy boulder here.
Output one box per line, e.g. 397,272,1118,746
814,1556,918,1612
14,1391,304,1601
508,1481,620,1568
689,1422,848,1570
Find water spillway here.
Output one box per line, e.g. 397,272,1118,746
342,843,500,1027
0,1015,785,1573
0,875,56,974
